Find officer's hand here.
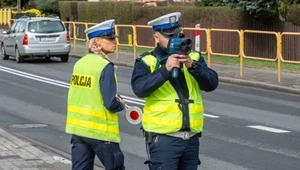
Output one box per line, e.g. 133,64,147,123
166,54,180,72
119,98,126,106
177,54,193,68
116,95,126,105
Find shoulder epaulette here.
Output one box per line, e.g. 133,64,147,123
136,51,153,61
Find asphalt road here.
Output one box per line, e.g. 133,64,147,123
0,56,300,170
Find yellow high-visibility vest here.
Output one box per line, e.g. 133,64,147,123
65,54,121,143
141,52,204,134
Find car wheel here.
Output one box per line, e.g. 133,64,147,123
1,44,9,60
15,48,24,63
60,54,69,62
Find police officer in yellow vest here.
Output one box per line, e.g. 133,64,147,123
66,19,126,170
131,12,219,170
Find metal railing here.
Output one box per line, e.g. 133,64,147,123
0,9,12,26
209,29,241,71
1,10,299,82
115,25,135,61
242,30,281,80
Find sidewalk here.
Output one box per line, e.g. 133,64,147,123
71,44,300,95
0,127,71,170
0,127,105,170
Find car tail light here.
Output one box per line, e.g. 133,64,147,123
23,34,28,45
66,32,70,44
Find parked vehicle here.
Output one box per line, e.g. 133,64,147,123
0,16,71,63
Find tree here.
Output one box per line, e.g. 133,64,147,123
278,0,300,20
223,0,300,24
223,0,280,24
0,0,34,9
35,0,59,15
1,0,17,7
21,0,30,8
195,0,226,6
23,0,36,9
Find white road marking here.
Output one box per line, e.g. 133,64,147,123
0,65,220,118
247,125,291,133
0,66,144,105
52,156,72,164
9,124,48,128
0,66,69,85
204,114,220,118
0,66,69,88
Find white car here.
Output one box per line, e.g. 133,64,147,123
1,16,71,63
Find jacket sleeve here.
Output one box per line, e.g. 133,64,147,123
189,54,219,92
131,58,170,98
100,63,124,112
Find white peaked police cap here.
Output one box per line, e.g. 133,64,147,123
84,19,118,40
148,12,182,35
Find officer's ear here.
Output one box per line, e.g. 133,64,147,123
153,32,159,43
95,37,102,42
95,37,105,46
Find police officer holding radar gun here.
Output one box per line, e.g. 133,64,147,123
131,12,219,170
65,19,126,170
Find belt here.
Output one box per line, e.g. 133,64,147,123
166,131,197,140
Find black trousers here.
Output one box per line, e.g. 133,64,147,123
145,134,201,170
71,134,125,170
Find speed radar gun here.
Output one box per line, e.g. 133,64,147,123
167,35,193,78
118,95,143,125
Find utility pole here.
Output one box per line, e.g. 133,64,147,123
17,0,21,13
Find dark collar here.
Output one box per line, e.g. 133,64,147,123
153,43,168,57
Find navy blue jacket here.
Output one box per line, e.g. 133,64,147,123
99,62,124,113
131,44,218,131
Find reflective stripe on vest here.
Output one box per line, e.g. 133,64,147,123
141,51,204,134
65,54,120,143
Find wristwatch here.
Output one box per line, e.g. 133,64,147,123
188,60,198,72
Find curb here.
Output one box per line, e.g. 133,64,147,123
11,130,104,170
219,77,300,96
0,125,72,170
12,131,71,160
70,53,300,96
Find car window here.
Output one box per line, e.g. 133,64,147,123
16,21,26,33
10,21,19,33
28,20,65,33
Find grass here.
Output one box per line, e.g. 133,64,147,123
71,40,86,45
117,45,300,72
71,40,300,72
202,55,300,73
